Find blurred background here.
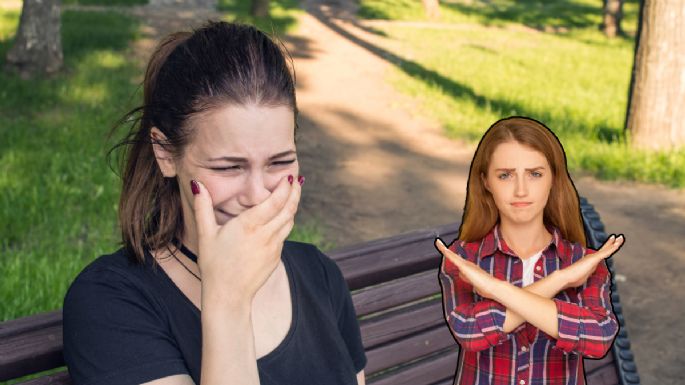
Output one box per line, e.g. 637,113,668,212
1,0,683,384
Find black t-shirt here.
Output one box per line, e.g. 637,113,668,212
63,241,367,385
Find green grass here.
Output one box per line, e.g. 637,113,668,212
218,0,303,36
356,0,685,187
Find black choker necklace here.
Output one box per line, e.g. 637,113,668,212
178,243,198,264
168,240,201,281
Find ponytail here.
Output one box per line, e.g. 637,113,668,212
110,32,191,264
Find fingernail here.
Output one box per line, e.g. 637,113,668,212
298,175,305,186
190,180,200,195
288,175,294,185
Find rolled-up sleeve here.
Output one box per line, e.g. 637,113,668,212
439,242,510,352
552,253,619,359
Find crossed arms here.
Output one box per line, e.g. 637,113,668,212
436,236,623,359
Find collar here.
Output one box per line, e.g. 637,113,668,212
477,222,572,264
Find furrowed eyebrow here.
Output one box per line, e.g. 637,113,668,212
494,167,546,172
207,150,296,162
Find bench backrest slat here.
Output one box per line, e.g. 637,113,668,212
352,270,439,316
360,299,443,349
367,348,459,385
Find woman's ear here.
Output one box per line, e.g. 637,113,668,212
480,172,490,192
150,127,177,178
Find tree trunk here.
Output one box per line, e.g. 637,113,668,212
601,0,623,38
625,0,685,151
250,0,269,18
421,0,440,20
5,0,63,78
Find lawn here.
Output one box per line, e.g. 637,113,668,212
357,0,685,187
0,0,317,334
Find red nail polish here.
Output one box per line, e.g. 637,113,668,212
298,175,305,186
287,175,294,184
190,180,200,195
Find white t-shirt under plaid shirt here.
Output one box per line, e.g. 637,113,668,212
521,249,544,287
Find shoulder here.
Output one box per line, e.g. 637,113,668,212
63,247,161,323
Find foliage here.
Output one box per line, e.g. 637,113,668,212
218,0,303,36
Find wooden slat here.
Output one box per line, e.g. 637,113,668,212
366,326,457,375
431,379,454,385
352,270,440,316
360,299,445,349
368,348,458,385
431,377,454,385
0,310,62,339
331,224,459,290
0,315,64,382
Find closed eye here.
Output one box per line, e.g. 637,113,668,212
209,165,242,171
272,159,296,167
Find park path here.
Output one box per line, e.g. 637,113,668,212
56,0,684,383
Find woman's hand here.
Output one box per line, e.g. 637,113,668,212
191,176,301,308
559,234,625,290
435,238,500,300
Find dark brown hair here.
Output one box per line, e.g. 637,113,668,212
109,21,297,263
459,116,586,246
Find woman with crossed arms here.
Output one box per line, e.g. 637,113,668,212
435,117,624,385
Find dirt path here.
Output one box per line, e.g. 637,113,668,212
57,1,683,383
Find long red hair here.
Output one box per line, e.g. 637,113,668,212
459,117,586,246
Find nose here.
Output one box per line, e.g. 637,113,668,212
238,171,271,208
514,174,528,197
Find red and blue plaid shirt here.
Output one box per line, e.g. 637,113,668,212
439,224,618,385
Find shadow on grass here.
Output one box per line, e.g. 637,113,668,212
306,5,623,143
0,10,140,118
441,0,639,34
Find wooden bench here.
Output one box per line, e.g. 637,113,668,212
0,197,640,385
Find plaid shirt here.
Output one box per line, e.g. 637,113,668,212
439,224,618,385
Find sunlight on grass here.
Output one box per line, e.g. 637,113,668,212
356,0,684,187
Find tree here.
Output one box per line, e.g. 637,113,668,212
251,0,269,18
4,0,63,78
421,0,440,20
625,0,685,150
601,0,623,38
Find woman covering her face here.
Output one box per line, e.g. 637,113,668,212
435,117,624,385
63,21,366,385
